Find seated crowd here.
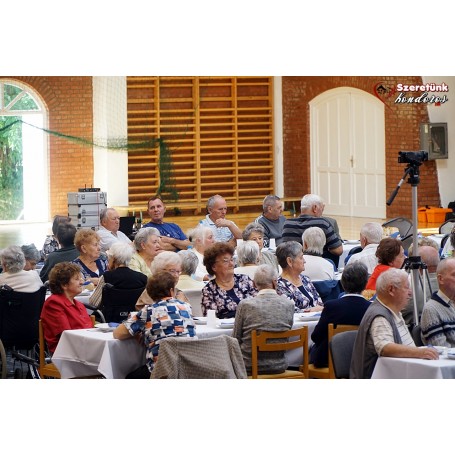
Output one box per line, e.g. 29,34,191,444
2,191,454,379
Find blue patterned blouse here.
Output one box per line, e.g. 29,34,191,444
276,274,323,312
123,297,196,372
201,273,258,319
72,256,108,282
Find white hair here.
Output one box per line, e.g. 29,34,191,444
300,194,323,210
360,222,383,244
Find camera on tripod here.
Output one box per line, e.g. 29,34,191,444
398,151,428,166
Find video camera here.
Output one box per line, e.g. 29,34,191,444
398,150,428,166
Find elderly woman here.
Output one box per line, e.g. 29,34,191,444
276,241,323,313
40,262,93,352
201,242,257,319
89,242,147,308
0,245,43,292
135,251,188,310
176,250,205,290
234,240,260,280
302,227,336,281
365,237,405,291
114,271,195,378
72,228,107,286
187,224,215,280
21,244,42,271
129,227,162,277
242,222,279,272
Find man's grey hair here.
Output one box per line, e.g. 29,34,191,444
263,195,281,212
133,227,160,252
177,250,199,275
1,245,26,273
300,194,323,210
99,207,110,222
242,222,265,241
436,257,455,276
236,240,260,266
376,268,408,295
21,244,41,263
302,227,325,255
360,222,383,244
206,194,223,210
253,264,278,289
151,251,182,275
107,242,135,266
340,262,369,294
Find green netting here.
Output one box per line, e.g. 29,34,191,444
0,118,178,201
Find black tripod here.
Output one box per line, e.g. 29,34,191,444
387,151,430,325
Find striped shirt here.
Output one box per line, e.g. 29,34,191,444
281,215,342,253
368,299,415,355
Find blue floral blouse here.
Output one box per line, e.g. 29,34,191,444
276,274,323,312
72,256,108,282
123,297,196,372
201,273,258,319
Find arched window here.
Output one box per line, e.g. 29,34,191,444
0,80,48,221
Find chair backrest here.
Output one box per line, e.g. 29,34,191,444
328,323,359,378
439,220,455,235
151,335,247,379
411,324,424,347
312,279,342,303
180,288,203,317
251,326,308,378
0,286,47,350
440,234,450,252
329,330,358,379
100,284,145,323
382,217,413,238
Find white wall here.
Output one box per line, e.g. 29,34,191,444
422,76,455,207
92,77,129,207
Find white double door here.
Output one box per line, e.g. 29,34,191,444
310,87,386,218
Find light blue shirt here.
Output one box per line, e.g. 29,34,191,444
199,215,235,242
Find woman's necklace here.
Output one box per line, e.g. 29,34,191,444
281,271,302,287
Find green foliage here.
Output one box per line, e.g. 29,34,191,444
0,116,23,219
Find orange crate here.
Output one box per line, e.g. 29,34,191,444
418,207,427,223
426,208,452,223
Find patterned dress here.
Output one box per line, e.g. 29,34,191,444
201,273,257,318
122,297,196,372
72,256,108,282
276,273,322,312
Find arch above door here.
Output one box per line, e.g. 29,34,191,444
309,86,385,219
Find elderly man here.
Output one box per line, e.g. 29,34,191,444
421,257,455,347
255,195,286,248
97,208,132,253
199,194,242,248
281,194,343,264
402,245,440,327
143,196,190,252
346,222,383,274
350,268,438,379
232,264,295,375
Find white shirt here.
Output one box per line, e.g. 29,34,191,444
0,270,43,292
347,243,379,275
97,226,132,252
302,255,335,281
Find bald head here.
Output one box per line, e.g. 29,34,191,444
419,245,440,272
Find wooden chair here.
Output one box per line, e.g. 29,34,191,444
38,315,96,379
328,323,359,378
250,326,308,379
308,323,359,379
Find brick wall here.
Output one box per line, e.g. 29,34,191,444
6,76,93,218
282,76,440,219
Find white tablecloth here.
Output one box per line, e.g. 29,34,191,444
52,329,146,379
195,314,318,367
371,356,455,379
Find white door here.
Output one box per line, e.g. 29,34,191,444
310,87,385,218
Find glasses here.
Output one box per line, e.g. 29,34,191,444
166,269,182,275
216,257,234,264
